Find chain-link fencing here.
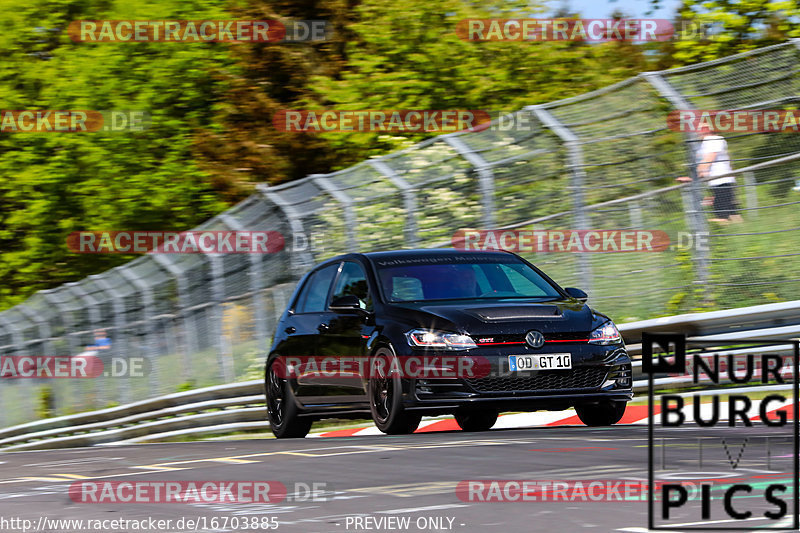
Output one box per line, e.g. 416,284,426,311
2,41,800,428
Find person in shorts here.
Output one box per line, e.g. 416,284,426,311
677,123,742,223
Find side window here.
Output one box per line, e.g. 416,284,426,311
295,264,339,313
331,262,373,311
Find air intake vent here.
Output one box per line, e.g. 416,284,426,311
465,367,608,392
470,306,562,321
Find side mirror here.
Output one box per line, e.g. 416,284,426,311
565,287,588,302
330,295,369,315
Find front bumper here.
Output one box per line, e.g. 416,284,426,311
401,345,632,412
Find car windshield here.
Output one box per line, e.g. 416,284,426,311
375,256,563,302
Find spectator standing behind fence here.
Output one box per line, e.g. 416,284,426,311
677,123,743,224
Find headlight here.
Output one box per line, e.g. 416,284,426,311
588,322,622,345
405,329,477,350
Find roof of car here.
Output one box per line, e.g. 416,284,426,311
362,248,513,260
315,249,514,266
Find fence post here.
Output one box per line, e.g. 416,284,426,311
369,160,419,248
40,289,81,418
642,72,712,301
0,314,26,426
257,185,314,277
220,213,269,359
443,135,496,229
629,200,643,228
91,274,132,405
150,254,193,385
117,266,161,394
529,105,593,295
310,174,358,252
65,283,105,409
41,289,80,361
743,171,758,212
202,250,234,384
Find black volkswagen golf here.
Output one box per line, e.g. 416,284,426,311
265,249,632,438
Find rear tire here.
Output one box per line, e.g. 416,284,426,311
265,357,312,438
454,410,498,432
368,348,421,435
575,401,627,427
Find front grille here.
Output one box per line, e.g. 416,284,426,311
464,367,608,393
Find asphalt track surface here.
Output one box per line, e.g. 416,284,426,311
0,423,796,533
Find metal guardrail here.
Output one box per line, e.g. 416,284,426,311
1,301,798,452
4,41,800,429
0,380,263,451
618,300,800,345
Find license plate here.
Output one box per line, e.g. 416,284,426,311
508,353,572,371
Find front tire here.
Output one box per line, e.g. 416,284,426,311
265,357,312,438
454,409,498,432
575,401,627,426
368,347,421,435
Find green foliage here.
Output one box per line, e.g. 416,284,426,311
657,0,800,66
36,385,55,418
3,0,800,315
177,381,196,392
308,0,651,162
0,0,232,309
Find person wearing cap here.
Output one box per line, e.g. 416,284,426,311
677,123,742,223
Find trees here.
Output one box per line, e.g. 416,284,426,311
0,0,232,307
0,0,686,310
306,0,650,162
657,0,800,67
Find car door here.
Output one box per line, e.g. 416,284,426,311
282,262,339,407
315,260,374,404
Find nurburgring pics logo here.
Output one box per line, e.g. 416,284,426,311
451,229,671,253
668,110,800,133
643,333,799,530
455,19,674,42
273,110,491,133
67,231,285,254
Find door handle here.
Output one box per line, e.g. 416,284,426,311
317,323,329,332
284,326,296,334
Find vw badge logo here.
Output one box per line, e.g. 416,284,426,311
525,330,545,349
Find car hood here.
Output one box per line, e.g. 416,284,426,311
385,298,597,336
